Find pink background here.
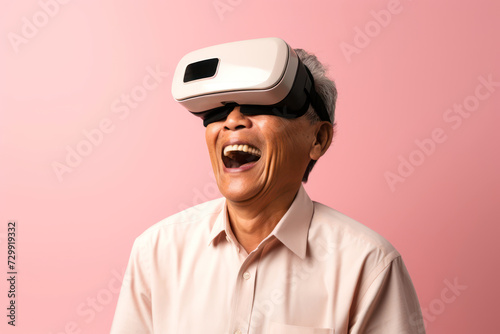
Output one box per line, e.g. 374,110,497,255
1,0,499,333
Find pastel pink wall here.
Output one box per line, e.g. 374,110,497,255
1,0,498,333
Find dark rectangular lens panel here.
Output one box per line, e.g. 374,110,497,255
183,58,219,83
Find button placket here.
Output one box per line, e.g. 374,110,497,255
229,252,260,334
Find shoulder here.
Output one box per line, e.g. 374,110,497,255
310,201,400,266
309,201,406,304
134,197,225,245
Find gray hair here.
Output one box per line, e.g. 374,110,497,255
294,48,338,182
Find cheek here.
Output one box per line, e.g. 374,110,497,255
281,130,315,167
257,117,313,162
205,125,218,149
205,127,221,165
205,126,214,144
280,124,312,152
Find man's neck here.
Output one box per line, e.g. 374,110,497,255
226,185,300,254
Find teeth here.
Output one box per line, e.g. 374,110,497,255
223,144,261,157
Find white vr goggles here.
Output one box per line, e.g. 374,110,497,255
171,37,331,127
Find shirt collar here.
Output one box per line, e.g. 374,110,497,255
208,185,314,259
208,201,228,246
271,185,313,259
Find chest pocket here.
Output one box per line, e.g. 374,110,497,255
269,323,334,334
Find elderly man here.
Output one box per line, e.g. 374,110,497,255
111,38,425,333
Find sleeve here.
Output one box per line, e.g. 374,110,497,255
348,256,426,334
110,237,154,334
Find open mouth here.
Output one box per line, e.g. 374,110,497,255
222,144,261,169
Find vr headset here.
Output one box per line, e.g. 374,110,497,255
171,37,331,127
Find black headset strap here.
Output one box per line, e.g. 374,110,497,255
303,66,331,123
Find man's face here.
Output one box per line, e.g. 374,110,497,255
205,107,320,203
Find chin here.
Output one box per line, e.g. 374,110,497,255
217,178,262,203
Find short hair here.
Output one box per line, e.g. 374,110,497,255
294,49,338,182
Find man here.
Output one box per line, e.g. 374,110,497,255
111,38,425,333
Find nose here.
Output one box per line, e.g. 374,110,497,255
223,107,252,131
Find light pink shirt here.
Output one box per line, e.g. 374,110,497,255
111,186,425,333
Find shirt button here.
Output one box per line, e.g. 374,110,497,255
234,330,242,334
243,272,251,280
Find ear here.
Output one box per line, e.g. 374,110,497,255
309,122,333,161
